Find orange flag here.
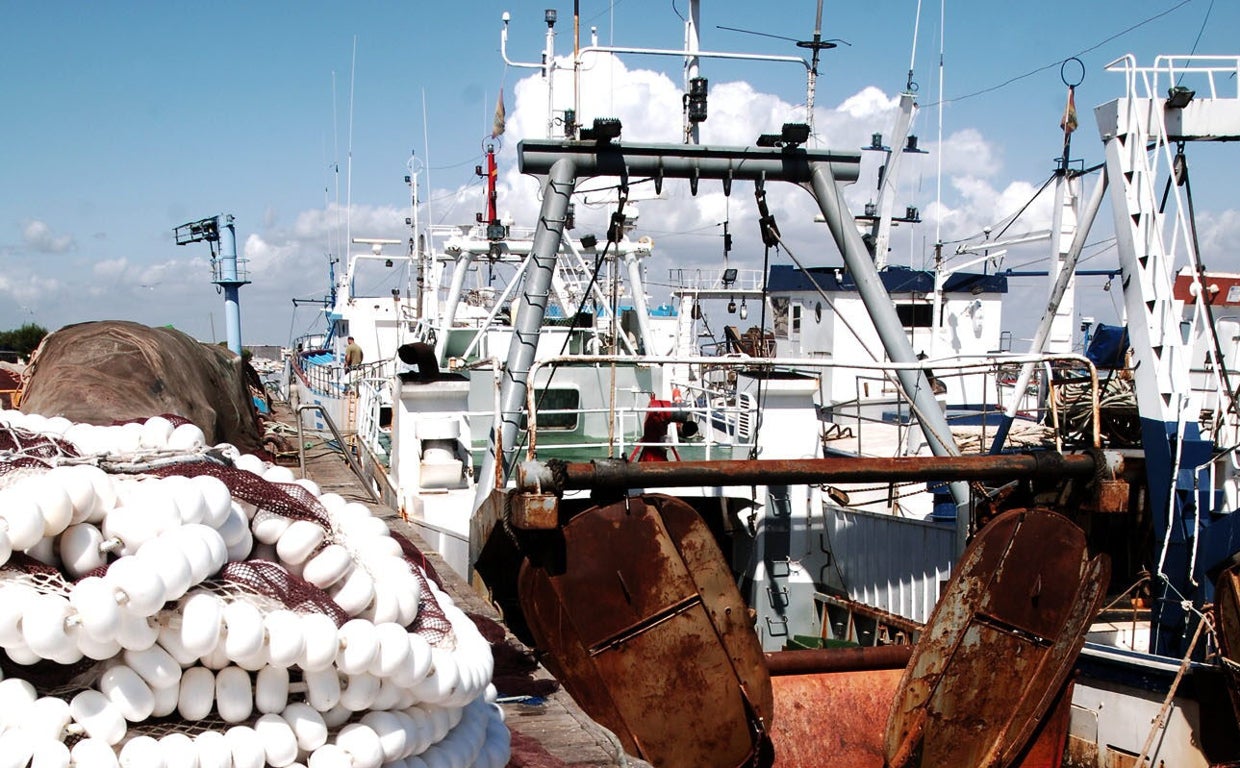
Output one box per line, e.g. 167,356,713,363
491,89,506,139
1060,85,1078,135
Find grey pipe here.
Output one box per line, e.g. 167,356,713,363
473,157,577,502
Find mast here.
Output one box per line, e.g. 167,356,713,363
683,0,702,144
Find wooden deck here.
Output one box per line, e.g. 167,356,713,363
278,403,649,768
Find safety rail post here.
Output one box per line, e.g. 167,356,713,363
295,403,380,502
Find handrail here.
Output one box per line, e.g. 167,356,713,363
296,403,379,502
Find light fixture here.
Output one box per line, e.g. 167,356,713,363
686,77,709,124
1166,86,1195,109
544,8,557,26
691,301,702,320
727,297,736,314
384,258,394,268
739,298,749,320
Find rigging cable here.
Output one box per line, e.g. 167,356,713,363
503,185,634,478
907,0,924,92
922,0,1192,107
750,180,966,469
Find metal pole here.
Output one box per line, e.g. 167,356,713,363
474,157,577,504
684,0,701,145
988,171,1108,453
807,162,972,550
519,452,1097,494
218,215,243,355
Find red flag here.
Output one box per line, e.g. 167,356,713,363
1059,85,1078,135
491,89,506,139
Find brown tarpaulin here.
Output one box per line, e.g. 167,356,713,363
20,320,262,451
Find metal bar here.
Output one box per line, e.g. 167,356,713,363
518,139,860,185
295,403,379,502
807,160,973,549
519,452,1098,493
474,156,577,501
765,645,915,676
989,171,1109,453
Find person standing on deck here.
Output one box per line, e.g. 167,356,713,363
344,336,363,369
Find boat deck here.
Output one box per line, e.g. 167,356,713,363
274,400,647,768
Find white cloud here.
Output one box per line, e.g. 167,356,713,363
92,258,128,279
934,128,1002,178
1197,209,1240,272
243,203,405,280
0,270,62,306
22,219,75,254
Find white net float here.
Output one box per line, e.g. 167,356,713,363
0,411,509,768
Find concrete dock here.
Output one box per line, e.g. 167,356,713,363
285,411,651,768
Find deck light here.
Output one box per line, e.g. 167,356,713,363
739,298,749,320
686,77,709,124
727,297,736,314
1166,86,1195,109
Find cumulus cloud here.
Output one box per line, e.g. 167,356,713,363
0,270,62,307
22,219,75,253
243,202,405,279
934,128,1002,178
92,258,128,279
1197,209,1240,271
473,55,1023,282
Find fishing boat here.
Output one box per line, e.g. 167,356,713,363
314,1,1240,764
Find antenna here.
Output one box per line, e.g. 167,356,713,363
714,1,844,142
175,215,249,354
345,36,357,272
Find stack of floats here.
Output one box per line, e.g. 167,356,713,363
0,410,510,768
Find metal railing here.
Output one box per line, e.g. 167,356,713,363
295,403,379,502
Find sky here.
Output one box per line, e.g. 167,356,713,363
2,0,1238,347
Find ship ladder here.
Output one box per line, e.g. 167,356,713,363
345,385,359,455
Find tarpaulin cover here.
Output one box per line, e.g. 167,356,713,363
1085,324,1129,370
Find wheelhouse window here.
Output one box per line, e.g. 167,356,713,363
895,302,933,329
522,388,580,431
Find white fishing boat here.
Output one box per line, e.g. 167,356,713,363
315,3,1239,765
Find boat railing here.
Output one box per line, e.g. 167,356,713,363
354,374,392,461
491,399,755,462
668,267,765,292
450,361,755,461
746,352,1100,455
293,353,393,399
1107,54,1240,102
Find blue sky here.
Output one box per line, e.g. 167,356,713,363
2,0,1236,345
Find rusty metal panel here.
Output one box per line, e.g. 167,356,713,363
768,664,1072,768
510,492,559,530
519,494,771,768
770,668,903,768
1216,563,1240,722
885,507,1110,768
1095,479,1130,514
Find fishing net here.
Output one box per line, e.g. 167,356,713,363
0,424,79,461
391,531,451,646
0,556,104,692
219,560,350,627
147,462,332,529
19,320,263,452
